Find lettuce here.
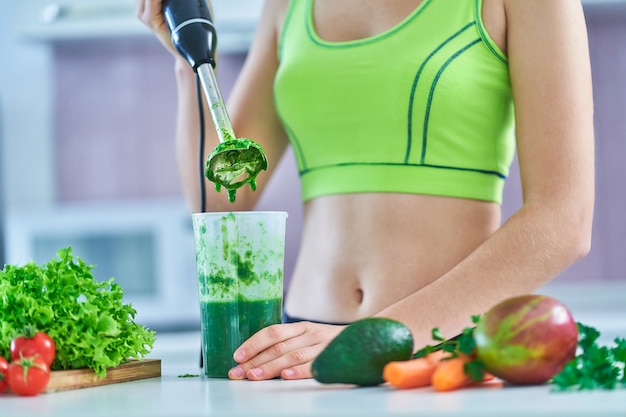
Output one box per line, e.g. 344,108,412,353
0,247,156,377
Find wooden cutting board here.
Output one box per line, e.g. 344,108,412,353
45,359,161,393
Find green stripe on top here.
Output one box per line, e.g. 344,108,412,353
420,38,483,164
304,0,434,48
404,21,476,164
474,0,508,64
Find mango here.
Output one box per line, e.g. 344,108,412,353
474,294,578,384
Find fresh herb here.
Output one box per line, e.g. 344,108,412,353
413,315,486,382
551,322,626,391
178,373,200,378
413,315,481,359
0,247,156,378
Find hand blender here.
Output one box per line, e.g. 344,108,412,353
163,0,267,203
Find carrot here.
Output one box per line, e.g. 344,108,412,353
482,372,496,382
383,351,447,389
431,354,474,392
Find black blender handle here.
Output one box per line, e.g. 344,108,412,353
163,0,218,71
162,2,217,371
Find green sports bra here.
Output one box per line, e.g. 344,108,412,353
274,0,515,203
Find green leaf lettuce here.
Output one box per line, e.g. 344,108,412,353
0,247,156,377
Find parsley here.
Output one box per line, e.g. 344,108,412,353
413,315,481,359
0,247,156,378
413,315,486,382
551,322,626,391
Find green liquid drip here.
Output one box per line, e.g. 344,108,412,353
205,138,267,203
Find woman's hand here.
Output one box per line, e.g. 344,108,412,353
228,322,346,381
135,0,180,58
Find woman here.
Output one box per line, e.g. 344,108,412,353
136,0,595,381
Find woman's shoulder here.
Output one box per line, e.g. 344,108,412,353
262,0,292,36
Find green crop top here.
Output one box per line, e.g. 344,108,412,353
274,0,515,203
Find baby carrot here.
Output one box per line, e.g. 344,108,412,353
383,351,447,389
431,354,473,392
482,372,496,382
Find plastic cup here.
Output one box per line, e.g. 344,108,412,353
191,211,288,378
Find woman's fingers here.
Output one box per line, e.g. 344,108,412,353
229,322,345,381
280,363,312,380
135,0,179,56
134,0,145,19
228,323,309,380
136,0,162,27
233,322,308,363
241,344,321,381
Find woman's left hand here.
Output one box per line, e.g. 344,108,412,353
228,322,346,380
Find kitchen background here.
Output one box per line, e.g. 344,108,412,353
1,0,625,332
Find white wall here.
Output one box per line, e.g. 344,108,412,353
0,1,56,208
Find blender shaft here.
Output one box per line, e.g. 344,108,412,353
197,63,236,144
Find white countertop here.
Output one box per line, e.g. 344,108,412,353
2,361,626,417
3,282,626,417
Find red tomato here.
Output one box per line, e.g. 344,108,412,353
8,356,50,397
0,356,9,393
11,331,56,366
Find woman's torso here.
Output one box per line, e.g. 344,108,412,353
286,193,501,322
275,0,509,322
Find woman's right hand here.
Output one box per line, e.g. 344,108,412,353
135,0,180,58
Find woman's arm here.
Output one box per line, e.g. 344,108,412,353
137,0,290,212
229,0,595,381
387,0,595,345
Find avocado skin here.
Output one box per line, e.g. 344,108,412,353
311,317,414,386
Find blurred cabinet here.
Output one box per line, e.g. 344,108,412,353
4,200,200,331
581,4,626,282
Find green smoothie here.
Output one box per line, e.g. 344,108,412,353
200,297,282,377
191,211,287,378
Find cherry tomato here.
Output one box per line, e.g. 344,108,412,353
11,330,56,367
0,356,9,393
8,356,50,397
